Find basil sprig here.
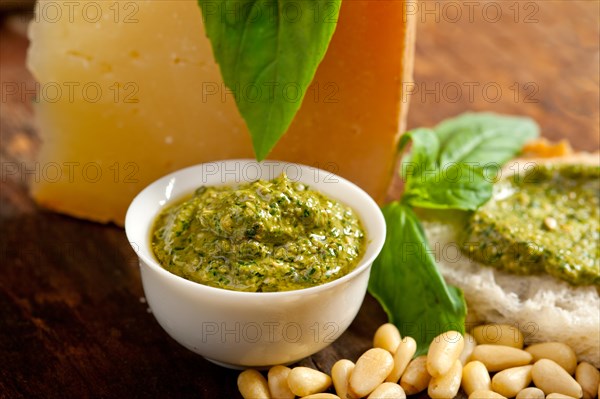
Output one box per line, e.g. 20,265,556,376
400,112,540,210
369,112,540,355
399,128,492,211
198,0,341,160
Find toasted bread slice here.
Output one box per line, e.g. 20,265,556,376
423,141,600,367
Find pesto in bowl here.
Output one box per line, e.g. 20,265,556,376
151,173,366,292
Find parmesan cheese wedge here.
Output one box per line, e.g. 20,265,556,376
27,0,416,225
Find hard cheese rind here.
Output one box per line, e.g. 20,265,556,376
27,0,415,225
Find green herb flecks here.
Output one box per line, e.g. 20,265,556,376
464,163,600,287
152,173,365,292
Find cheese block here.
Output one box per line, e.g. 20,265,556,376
27,0,416,225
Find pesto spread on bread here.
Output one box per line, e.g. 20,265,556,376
463,163,600,286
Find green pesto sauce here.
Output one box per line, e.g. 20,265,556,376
464,163,600,287
151,174,365,292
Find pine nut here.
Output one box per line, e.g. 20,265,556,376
288,367,332,397
428,359,462,399
491,365,533,398
576,362,600,399
367,382,406,399
238,369,271,399
472,324,524,349
516,387,545,399
526,342,578,375
331,359,355,399
462,361,491,396
400,356,431,395
386,337,417,383
460,333,478,365
546,394,578,399
267,365,294,399
470,344,533,372
374,323,402,354
427,330,465,377
300,394,340,399
349,348,394,397
532,359,583,398
468,390,507,399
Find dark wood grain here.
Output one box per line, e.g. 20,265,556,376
1,1,598,398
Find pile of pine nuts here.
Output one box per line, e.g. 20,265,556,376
237,323,600,399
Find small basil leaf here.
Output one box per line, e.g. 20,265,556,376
368,202,467,356
398,128,439,176
402,163,493,211
436,112,540,167
198,0,341,160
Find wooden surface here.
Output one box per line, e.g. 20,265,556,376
1,1,599,398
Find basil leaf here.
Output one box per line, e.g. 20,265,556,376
398,128,439,179
436,112,540,166
399,130,493,210
368,202,467,356
198,0,341,160
402,163,492,210
399,112,539,210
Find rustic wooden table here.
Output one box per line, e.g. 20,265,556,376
1,1,598,398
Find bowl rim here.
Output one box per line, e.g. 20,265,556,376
125,159,386,298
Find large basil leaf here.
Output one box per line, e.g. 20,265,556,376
198,0,341,160
368,202,467,356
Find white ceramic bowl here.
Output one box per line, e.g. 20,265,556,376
125,160,386,368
